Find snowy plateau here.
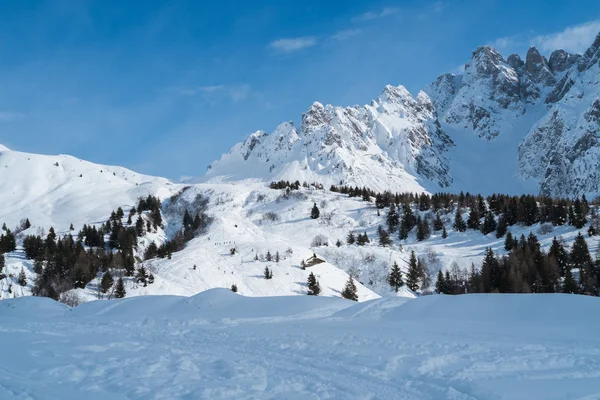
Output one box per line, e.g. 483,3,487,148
0,34,600,400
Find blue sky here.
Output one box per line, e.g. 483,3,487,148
1,0,599,179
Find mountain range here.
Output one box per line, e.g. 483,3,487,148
204,32,600,198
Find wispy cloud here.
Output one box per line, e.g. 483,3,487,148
351,7,399,23
269,37,317,53
176,84,250,102
330,29,362,41
0,112,25,122
492,20,600,55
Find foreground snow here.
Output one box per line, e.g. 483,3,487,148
2,290,600,399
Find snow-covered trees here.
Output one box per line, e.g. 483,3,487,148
115,278,126,299
387,261,404,292
307,272,321,296
341,276,358,301
311,203,320,219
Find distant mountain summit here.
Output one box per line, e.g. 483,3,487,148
205,32,600,197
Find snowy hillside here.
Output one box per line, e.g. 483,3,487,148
205,32,600,198
2,290,600,399
0,146,175,232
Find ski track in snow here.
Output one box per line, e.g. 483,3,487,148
2,291,600,400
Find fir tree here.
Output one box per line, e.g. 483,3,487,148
307,272,321,295
387,203,400,233
266,251,272,261
453,209,467,232
136,265,148,286
416,216,426,242
275,251,280,263
264,266,273,280
18,267,27,286
562,267,578,294
406,250,421,291
25,218,32,229
435,269,446,294
378,226,393,247
571,198,588,229
495,216,507,238
398,219,409,240
148,273,155,284
100,271,114,293
341,276,358,301
441,226,448,239
433,213,444,231
231,284,238,293
0,253,4,274
387,261,404,292
481,212,497,235
311,203,320,219
346,231,356,245
504,231,514,251
335,239,342,247
549,236,568,276
467,208,481,230
115,278,126,298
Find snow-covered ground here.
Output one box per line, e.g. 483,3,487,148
1,290,600,399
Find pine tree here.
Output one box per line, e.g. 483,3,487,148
435,269,446,294
69,223,74,231
115,278,126,298
406,250,421,291
387,203,400,233
100,271,114,293
453,209,467,232
398,219,409,240
378,226,392,247
572,198,588,229
25,218,32,229
336,239,342,247
441,226,448,239
467,208,481,230
341,276,358,301
148,273,155,285
549,236,568,276
495,216,507,238
231,284,238,293
136,265,148,286
0,253,4,274
387,261,404,292
264,266,273,280
266,251,272,261
307,272,321,295
18,267,27,286
504,231,514,251
311,203,320,219
481,212,497,235
416,216,426,242
275,251,280,263
433,213,444,231
346,231,355,245
562,267,578,294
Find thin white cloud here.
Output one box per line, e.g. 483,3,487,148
330,29,362,41
269,37,317,53
175,85,250,102
0,112,25,122
531,20,600,54
492,20,600,55
352,7,399,23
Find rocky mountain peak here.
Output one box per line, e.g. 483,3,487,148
579,31,600,71
525,47,555,86
548,49,581,73
506,53,525,72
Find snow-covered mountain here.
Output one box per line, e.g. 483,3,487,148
206,32,600,198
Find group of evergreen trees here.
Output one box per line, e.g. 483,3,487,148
436,232,600,296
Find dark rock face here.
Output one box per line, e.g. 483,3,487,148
578,32,600,72
548,50,581,73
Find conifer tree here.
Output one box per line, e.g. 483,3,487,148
264,266,273,280
435,269,446,294
562,267,578,294
495,216,507,238
346,231,355,245
307,272,321,295
441,226,448,239
481,212,497,235
416,216,426,242
18,267,27,286
549,236,568,276
433,213,444,231
0,253,4,274
504,231,514,251
341,276,358,301
467,208,481,230
387,261,404,292
100,271,114,293
387,203,400,233
336,239,342,247
231,284,238,293
406,250,421,291
115,278,126,298
136,265,148,286
266,251,272,261
453,209,467,232
378,226,392,247
275,251,280,263
398,219,409,240
148,273,154,284
311,203,320,219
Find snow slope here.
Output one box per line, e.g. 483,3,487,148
0,146,175,232
2,290,600,399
